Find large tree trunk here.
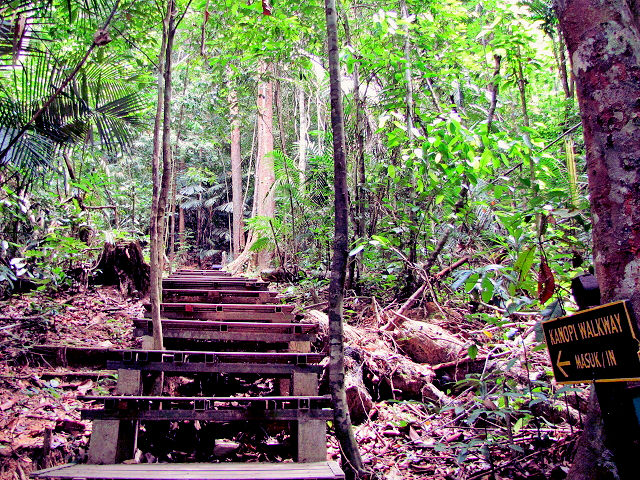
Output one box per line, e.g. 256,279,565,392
555,2,640,479
255,61,275,269
324,1,364,478
228,66,244,257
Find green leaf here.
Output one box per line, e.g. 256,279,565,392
349,245,365,257
511,245,536,294
387,164,396,179
465,273,480,292
468,344,478,360
370,235,390,246
249,236,270,252
481,276,494,303
541,299,564,322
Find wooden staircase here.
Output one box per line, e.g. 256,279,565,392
30,268,343,480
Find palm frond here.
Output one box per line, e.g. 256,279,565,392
0,51,146,178
213,201,233,212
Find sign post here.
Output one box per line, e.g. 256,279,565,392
542,300,640,384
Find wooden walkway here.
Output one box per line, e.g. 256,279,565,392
30,267,343,480
31,462,344,479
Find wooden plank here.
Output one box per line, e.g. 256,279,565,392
28,348,323,369
164,277,260,283
80,394,330,402
138,329,315,344
131,319,317,332
169,273,232,277
81,409,333,422
162,279,270,291
142,304,298,323
35,462,336,472
81,395,332,421
162,290,279,305
149,304,295,313
106,360,322,376
30,461,345,479
170,271,231,276
132,319,318,343
108,349,323,364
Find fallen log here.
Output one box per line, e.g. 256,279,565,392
304,309,362,352
306,310,451,405
363,349,448,402
344,348,373,425
392,318,466,365
26,345,112,367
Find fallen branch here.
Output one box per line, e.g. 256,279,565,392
424,226,452,272
434,256,470,280
396,283,427,317
479,301,540,316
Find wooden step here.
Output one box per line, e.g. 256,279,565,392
175,267,223,272
133,319,317,343
174,267,224,273
170,270,231,276
163,289,279,304
80,395,333,422
167,276,262,283
143,303,298,322
107,349,323,375
30,461,345,479
169,270,235,277
162,279,270,291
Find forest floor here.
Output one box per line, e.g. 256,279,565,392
0,282,583,480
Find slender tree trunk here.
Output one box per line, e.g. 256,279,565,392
297,83,308,189
316,88,324,148
156,0,176,278
417,76,439,113
486,54,501,134
178,192,185,251
169,69,188,267
229,66,244,257
555,1,640,479
324,0,364,478
401,0,418,288
556,30,572,99
515,50,533,184
343,11,365,290
149,3,169,352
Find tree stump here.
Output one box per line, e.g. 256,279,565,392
92,241,150,296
